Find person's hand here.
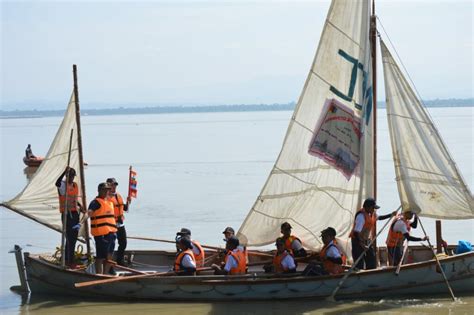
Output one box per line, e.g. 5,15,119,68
423,236,429,241
391,211,398,217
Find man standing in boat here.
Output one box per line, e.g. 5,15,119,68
280,222,307,257
349,198,396,270
55,166,83,268
106,177,129,266
176,228,205,267
386,210,428,266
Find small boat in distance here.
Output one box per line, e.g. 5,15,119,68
22,155,44,167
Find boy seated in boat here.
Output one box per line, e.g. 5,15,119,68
263,237,296,274
176,228,205,267
174,236,197,276
303,227,345,276
221,226,248,267
280,222,307,257
211,236,246,275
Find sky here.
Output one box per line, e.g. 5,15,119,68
1,0,473,110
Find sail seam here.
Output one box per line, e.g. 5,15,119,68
327,20,361,48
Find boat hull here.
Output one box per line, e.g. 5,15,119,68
23,250,474,301
22,156,44,167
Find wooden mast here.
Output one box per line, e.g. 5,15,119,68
370,0,378,251
73,64,91,255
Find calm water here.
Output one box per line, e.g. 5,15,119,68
0,108,473,314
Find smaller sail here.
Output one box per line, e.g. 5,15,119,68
1,93,84,231
381,40,473,219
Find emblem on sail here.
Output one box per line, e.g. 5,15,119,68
308,98,361,180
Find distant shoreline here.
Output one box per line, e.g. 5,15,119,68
1,99,472,119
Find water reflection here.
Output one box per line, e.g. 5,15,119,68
23,167,38,181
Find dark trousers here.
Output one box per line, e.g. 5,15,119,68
115,225,127,265
62,211,79,265
351,238,376,270
387,246,403,266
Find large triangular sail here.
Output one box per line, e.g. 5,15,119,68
381,40,474,219
238,0,374,249
1,93,84,232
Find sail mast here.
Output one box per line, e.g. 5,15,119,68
73,64,91,255
370,0,377,200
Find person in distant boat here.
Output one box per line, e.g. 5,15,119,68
176,228,205,267
55,166,83,268
211,236,246,275
264,237,296,274
87,182,117,275
174,236,197,276
386,210,428,266
320,227,346,275
349,198,397,270
106,177,129,267
25,144,36,159
280,222,307,257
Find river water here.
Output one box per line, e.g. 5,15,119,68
0,108,473,314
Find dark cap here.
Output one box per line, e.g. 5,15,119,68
98,182,112,191
226,236,240,247
281,222,292,230
222,227,235,234
321,227,337,238
177,236,193,249
177,228,191,236
106,178,118,185
363,198,380,209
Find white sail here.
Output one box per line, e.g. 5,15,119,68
238,0,374,249
381,40,474,219
2,93,84,232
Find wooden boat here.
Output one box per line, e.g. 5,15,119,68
2,0,473,301
22,156,44,167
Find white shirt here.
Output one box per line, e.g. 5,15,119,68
191,240,201,256
180,253,196,269
58,180,67,196
291,238,303,251
325,240,341,259
392,219,409,234
223,249,239,272
280,253,296,270
353,212,378,233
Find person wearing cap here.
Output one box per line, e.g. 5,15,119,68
386,211,428,266
280,222,307,257
174,236,197,275
176,228,205,267
222,226,249,267
87,182,117,274
349,198,397,270
55,166,83,268
106,177,129,266
320,227,346,275
212,236,246,275
265,237,296,274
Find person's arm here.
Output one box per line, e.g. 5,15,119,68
378,211,397,221
404,233,427,242
281,255,296,273
325,246,343,264
180,254,197,271
55,168,68,188
410,215,418,228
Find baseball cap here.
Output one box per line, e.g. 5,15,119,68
98,182,112,191
222,227,235,234
363,198,380,209
106,178,118,185
177,228,191,236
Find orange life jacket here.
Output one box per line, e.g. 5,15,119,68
273,250,294,273
90,198,117,237
174,249,196,273
109,193,125,222
225,249,247,275
283,235,302,253
58,182,79,213
191,240,205,267
349,208,376,241
386,215,411,247
320,240,346,275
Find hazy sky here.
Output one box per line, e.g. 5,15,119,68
1,0,472,110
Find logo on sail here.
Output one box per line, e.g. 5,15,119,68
308,99,361,179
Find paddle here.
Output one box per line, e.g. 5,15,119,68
395,240,409,275
326,205,401,301
418,218,456,301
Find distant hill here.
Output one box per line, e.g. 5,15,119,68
1,98,472,119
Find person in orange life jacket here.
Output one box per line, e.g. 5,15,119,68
212,236,247,275
55,167,84,267
176,228,205,267
386,210,428,266
221,226,249,266
87,182,117,275
320,227,346,275
280,222,307,257
264,237,296,274
174,236,197,276
106,177,129,267
350,198,397,270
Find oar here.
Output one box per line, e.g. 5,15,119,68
75,266,214,288
105,260,147,275
418,217,456,301
128,236,274,258
327,205,401,301
395,240,409,275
